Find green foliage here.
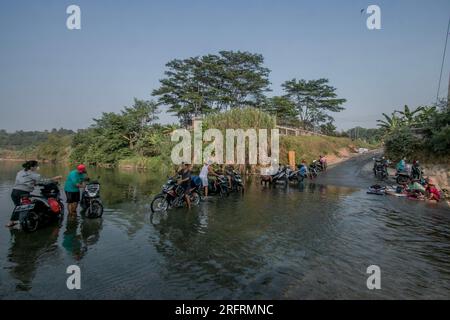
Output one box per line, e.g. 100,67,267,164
320,122,338,136
152,51,271,126
281,78,346,131
36,134,72,162
379,103,449,163
346,127,383,144
203,107,276,131
384,127,422,160
70,99,174,167
261,96,299,127
0,128,74,151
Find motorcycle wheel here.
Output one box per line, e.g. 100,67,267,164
86,200,104,219
190,191,201,206
219,185,229,197
151,195,169,213
396,175,409,185
21,211,39,232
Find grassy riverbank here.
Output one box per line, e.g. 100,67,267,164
0,108,379,170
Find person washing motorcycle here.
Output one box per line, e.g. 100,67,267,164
177,163,192,209
64,164,88,217
199,160,219,198
6,160,62,228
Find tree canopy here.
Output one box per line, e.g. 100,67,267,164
281,78,346,131
152,51,271,126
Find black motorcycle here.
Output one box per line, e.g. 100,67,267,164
208,175,230,197
288,167,308,183
395,170,410,184
80,180,104,219
308,161,319,179
13,181,64,232
229,170,244,193
270,166,289,185
150,176,201,212
316,160,327,172
373,158,389,180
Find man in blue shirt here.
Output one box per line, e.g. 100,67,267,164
64,164,87,216
298,160,309,179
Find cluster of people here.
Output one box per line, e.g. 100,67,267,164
298,155,328,178
399,177,441,201
370,156,442,202
6,161,89,228
174,160,241,209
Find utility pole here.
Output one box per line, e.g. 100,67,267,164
448,71,450,110
437,17,450,105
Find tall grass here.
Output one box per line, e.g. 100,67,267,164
203,107,276,130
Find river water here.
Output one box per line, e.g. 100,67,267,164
0,156,449,299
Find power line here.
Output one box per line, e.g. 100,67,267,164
436,17,450,104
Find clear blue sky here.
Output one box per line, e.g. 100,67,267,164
1,0,449,131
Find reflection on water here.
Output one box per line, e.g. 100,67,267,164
0,161,449,299
8,226,59,291
62,216,103,261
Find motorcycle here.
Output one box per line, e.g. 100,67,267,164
13,181,64,232
229,170,244,193
208,175,230,197
271,166,288,185
150,175,201,212
396,170,410,185
317,160,327,172
80,180,104,219
308,161,319,179
373,158,389,181
396,165,423,184
285,167,303,183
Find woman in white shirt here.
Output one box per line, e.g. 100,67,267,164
199,160,218,197
7,160,61,227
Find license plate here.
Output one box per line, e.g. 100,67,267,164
14,204,35,212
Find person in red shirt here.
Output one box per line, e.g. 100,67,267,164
425,178,441,202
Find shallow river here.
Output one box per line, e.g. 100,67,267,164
0,156,449,299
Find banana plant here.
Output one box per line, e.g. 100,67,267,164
376,113,401,133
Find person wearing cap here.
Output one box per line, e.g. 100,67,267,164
64,164,88,216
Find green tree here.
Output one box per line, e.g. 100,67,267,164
153,51,271,126
262,96,298,126
281,78,346,130
71,98,160,165
393,105,424,127
320,121,338,136
376,113,402,134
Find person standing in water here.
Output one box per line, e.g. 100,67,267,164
199,160,219,197
7,160,62,227
178,163,192,209
64,164,88,217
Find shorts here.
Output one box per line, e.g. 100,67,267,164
65,191,80,203
199,175,208,187
180,184,191,195
11,189,31,206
